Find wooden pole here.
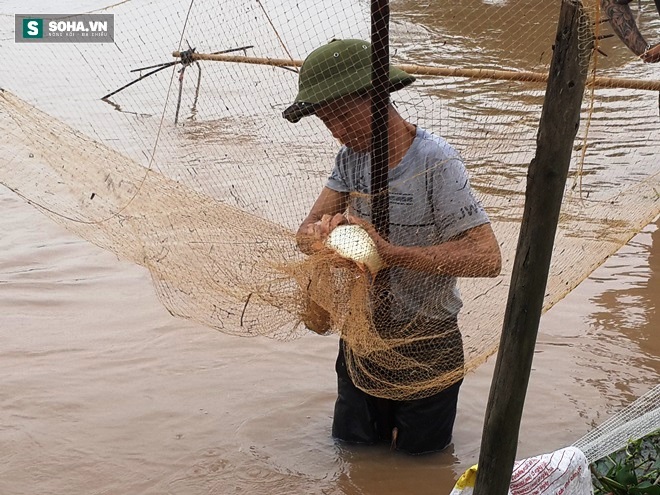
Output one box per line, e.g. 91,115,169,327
371,0,390,239
172,51,660,92
472,1,589,494
370,0,393,329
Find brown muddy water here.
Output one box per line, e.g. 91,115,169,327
1,184,659,495
1,0,659,494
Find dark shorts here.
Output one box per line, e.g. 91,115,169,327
332,318,464,455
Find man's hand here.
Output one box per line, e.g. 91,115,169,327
296,213,348,254
296,187,349,254
301,298,332,335
345,214,393,263
344,217,501,277
642,43,660,63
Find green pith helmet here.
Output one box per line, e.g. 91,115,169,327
283,39,415,123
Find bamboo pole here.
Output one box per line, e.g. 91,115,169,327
172,50,660,92
472,1,589,494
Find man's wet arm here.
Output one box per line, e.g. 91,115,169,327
602,0,649,56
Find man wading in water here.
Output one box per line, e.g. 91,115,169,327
284,39,501,454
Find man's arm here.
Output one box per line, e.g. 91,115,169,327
602,0,660,62
297,187,349,334
296,187,349,254
348,216,502,278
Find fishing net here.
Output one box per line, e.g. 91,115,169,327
1,0,659,400
574,384,660,463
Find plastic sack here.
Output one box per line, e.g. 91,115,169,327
450,446,593,495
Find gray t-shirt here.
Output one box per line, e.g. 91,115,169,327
326,126,489,322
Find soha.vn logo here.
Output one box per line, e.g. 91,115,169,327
22,17,109,39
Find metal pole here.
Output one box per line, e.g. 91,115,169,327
473,1,589,493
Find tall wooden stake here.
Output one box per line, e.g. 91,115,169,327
371,0,390,239
370,0,392,325
473,1,589,494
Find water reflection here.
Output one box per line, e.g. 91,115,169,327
223,386,461,495
534,220,660,422
393,0,660,72
334,444,459,495
588,221,660,365
393,0,560,70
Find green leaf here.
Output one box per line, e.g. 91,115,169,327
599,476,626,492
630,483,660,495
651,456,660,471
615,464,638,487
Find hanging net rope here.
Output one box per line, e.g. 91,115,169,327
1,0,659,400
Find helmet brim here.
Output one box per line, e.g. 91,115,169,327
282,101,317,124
282,75,415,124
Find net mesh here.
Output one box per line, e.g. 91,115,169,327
573,384,660,463
1,0,659,400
